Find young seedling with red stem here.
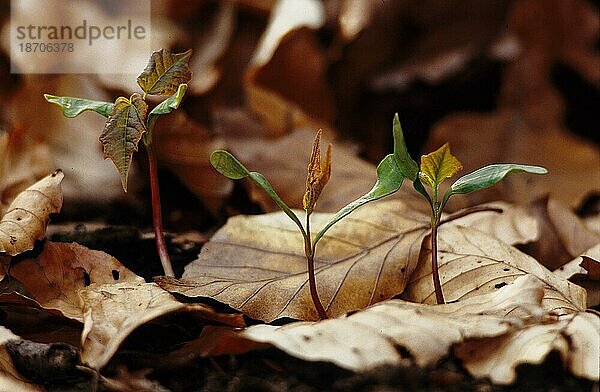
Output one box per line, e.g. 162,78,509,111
44,49,192,277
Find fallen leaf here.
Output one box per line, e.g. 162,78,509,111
245,0,329,135
442,201,538,245
153,111,231,212
554,244,600,307
157,199,430,321
211,276,547,372
525,196,600,270
5,74,123,204
7,241,144,321
403,225,587,315
0,326,44,391
0,129,53,212
0,170,63,256
456,311,600,384
100,366,169,392
79,281,244,370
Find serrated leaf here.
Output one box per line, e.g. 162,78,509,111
44,94,114,118
392,113,419,180
99,94,148,192
419,143,463,189
442,164,548,206
210,150,304,232
137,49,192,96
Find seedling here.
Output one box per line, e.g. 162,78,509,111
396,126,547,304
44,49,193,277
210,120,417,319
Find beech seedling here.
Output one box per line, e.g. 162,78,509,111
394,122,548,304
210,120,416,319
44,48,193,277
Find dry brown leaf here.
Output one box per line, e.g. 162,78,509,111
228,276,548,373
0,170,63,256
456,311,599,384
7,241,144,321
5,74,123,204
79,281,245,370
526,196,600,270
0,129,53,212
153,111,230,212
157,200,430,321
245,0,330,135
225,128,378,212
554,244,600,307
100,366,169,392
0,326,44,391
403,225,587,315
442,201,538,245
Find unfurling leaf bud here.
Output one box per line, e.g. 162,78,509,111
303,129,332,215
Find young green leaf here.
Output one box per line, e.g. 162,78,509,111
392,113,419,181
99,93,148,192
210,149,251,180
419,143,463,189
312,114,415,245
137,49,192,96
210,150,304,234
144,83,188,143
44,94,114,118
442,164,548,206
312,153,406,244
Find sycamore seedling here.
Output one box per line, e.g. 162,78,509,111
44,48,193,277
210,120,417,319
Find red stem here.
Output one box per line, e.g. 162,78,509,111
431,222,445,304
146,143,174,277
307,252,328,320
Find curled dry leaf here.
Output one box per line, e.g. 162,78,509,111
0,130,53,213
157,200,430,321
403,225,587,315
0,170,63,256
526,196,600,270
555,244,600,307
6,241,143,321
79,281,245,370
237,276,547,371
0,326,44,392
456,311,600,384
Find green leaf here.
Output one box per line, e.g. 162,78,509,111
442,164,548,206
210,150,304,234
99,93,148,192
145,84,188,143
137,49,192,96
392,113,419,180
313,153,405,245
419,143,463,189
210,150,251,180
44,94,114,118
